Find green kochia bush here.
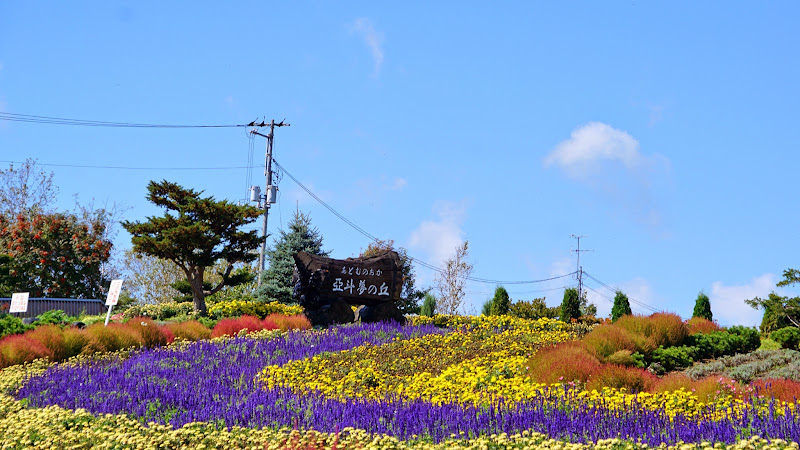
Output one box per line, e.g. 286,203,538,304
771,326,800,349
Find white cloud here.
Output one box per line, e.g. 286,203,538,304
710,274,778,327
408,200,467,267
544,122,644,176
544,122,671,230
388,177,407,191
350,18,384,75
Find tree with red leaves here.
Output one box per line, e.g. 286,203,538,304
0,212,112,298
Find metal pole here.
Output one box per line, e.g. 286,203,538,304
257,121,275,286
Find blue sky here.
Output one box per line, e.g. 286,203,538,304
1,2,798,325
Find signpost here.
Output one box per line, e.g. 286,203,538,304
104,279,124,326
9,292,29,314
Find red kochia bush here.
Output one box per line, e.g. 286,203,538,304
581,324,640,360
686,316,723,335
265,313,312,331
85,322,142,352
0,334,52,368
585,364,657,393
165,320,212,341
211,315,265,338
123,317,171,348
615,312,689,351
527,341,603,384
25,325,69,361
752,378,800,403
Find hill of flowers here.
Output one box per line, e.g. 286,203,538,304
3,314,800,448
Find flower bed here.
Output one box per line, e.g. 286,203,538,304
4,317,800,448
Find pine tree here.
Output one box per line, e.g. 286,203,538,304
122,180,262,316
611,290,632,322
255,210,328,304
490,285,511,315
692,291,713,321
560,287,581,322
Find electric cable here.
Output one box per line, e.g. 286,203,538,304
272,158,578,285
0,112,249,128
0,160,249,171
582,271,660,313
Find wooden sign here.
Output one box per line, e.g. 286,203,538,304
294,251,402,304
9,292,29,313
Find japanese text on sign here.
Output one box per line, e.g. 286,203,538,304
332,277,390,297
10,292,29,313
106,279,124,306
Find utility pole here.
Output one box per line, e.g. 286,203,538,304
570,235,593,301
249,119,290,287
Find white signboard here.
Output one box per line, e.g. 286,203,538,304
105,279,124,306
9,292,29,313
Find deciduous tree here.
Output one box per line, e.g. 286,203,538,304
122,180,262,316
0,158,58,220
0,212,112,298
434,241,473,315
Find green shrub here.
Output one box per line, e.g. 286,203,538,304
0,314,32,338
122,302,194,321
36,310,69,326
651,345,698,371
207,300,303,320
726,325,761,352
771,326,800,349
689,331,740,359
509,298,559,320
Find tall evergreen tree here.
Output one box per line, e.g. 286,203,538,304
560,287,581,322
256,211,328,304
611,290,632,321
490,285,511,315
692,291,713,321
420,292,436,317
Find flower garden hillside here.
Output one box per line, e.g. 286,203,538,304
2,312,800,448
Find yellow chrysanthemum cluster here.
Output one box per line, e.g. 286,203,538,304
260,316,577,405
208,300,303,319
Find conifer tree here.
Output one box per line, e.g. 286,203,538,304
420,292,436,317
122,180,262,316
490,285,511,315
692,291,713,321
611,290,632,321
560,287,581,322
255,210,328,304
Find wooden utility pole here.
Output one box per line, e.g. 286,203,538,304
250,120,290,286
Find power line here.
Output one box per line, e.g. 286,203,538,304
272,159,578,285
0,160,249,171
583,284,650,316
0,112,249,128
582,271,660,313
